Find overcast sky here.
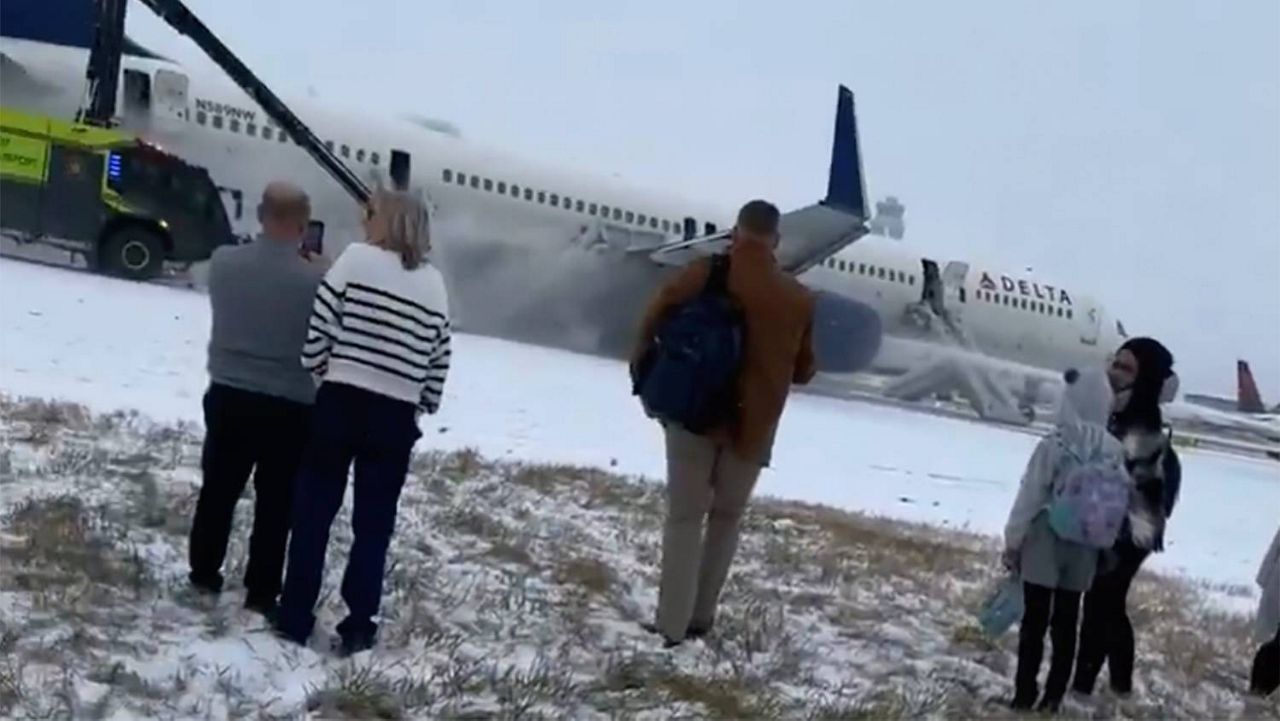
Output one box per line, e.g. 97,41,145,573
128,0,1280,397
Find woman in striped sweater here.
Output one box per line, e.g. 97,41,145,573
274,189,451,655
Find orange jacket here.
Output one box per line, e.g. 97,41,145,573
633,240,816,465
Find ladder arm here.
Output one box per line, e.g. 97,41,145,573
134,0,370,204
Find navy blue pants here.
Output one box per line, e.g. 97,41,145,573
276,382,421,643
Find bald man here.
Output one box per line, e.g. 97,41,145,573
189,182,327,615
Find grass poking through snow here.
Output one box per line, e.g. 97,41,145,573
0,394,1274,719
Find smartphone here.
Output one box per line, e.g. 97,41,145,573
300,220,325,256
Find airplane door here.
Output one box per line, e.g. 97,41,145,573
152,69,190,123
942,261,969,305
1080,304,1101,346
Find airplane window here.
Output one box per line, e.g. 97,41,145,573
229,119,240,133
498,181,507,194
470,176,480,189
857,263,866,274
524,188,533,201
341,145,350,158
623,211,634,223
877,267,885,279
589,203,598,215
909,275,916,286
650,217,659,229
672,219,681,231
212,115,223,129
196,111,208,125
325,140,334,151
888,270,897,282
705,222,717,235
576,200,585,213
1020,299,1028,309
262,126,273,140
600,205,610,217
246,123,257,136
280,132,290,144
371,152,380,165
562,196,571,209
613,209,623,221
661,219,670,232
511,184,520,197
443,169,453,182
638,214,647,226
457,172,467,186
484,179,493,191
1067,309,1074,319
1056,308,1064,317
538,191,546,203
550,193,559,205
357,149,366,162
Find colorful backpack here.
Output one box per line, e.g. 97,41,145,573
1046,432,1132,549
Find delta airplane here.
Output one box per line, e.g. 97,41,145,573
0,4,1131,423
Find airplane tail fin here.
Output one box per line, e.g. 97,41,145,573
1237,360,1266,414
823,85,868,219
0,0,166,59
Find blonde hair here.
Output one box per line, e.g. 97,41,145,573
371,189,431,270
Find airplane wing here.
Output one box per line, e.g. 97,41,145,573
0,51,62,97
643,85,870,274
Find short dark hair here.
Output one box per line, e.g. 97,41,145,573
736,199,780,235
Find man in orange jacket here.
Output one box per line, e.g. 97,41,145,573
632,199,817,646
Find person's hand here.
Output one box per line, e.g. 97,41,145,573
1001,548,1020,574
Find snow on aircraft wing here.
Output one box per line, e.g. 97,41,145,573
645,85,870,274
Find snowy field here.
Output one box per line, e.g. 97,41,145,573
0,397,1265,718
0,256,1276,601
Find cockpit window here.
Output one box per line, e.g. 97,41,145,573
1116,319,1128,338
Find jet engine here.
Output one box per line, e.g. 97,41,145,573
811,290,883,373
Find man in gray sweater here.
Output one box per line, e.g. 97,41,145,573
188,182,326,615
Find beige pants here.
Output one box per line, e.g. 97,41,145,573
655,426,762,640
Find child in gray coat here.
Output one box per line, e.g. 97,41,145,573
1003,366,1126,712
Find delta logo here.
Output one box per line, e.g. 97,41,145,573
979,272,1073,306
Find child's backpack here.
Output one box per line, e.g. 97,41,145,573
635,255,744,434
1046,432,1132,549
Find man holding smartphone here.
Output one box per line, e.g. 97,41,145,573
188,181,327,616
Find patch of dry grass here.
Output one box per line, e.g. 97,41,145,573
0,396,1272,720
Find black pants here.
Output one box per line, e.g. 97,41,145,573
1253,627,1280,696
1074,539,1150,694
1015,583,1082,707
276,383,421,644
188,383,311,604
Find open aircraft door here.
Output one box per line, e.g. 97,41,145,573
1080,304,1101,346
119,67,189,129
942,261,969,305
153,68,190,122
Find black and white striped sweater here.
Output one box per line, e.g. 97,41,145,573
301,242,452,414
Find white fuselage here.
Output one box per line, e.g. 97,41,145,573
0,39,1127,390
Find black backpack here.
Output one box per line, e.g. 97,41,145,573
634,256,744,433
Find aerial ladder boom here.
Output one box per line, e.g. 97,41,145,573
78,0,128,126
81,0,371,204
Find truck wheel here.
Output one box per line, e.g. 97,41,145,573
101,227,165,281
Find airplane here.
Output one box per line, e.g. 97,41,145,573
1183,360,1280,418
0,2,1131,425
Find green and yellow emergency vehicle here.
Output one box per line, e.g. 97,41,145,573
0,106,232,280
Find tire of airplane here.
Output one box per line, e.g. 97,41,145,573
101,226,165,282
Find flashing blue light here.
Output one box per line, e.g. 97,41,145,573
106,151,122,180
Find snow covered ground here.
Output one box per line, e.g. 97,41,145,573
0,397,1266,718
2,259,1269,604
0,256,1276,603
